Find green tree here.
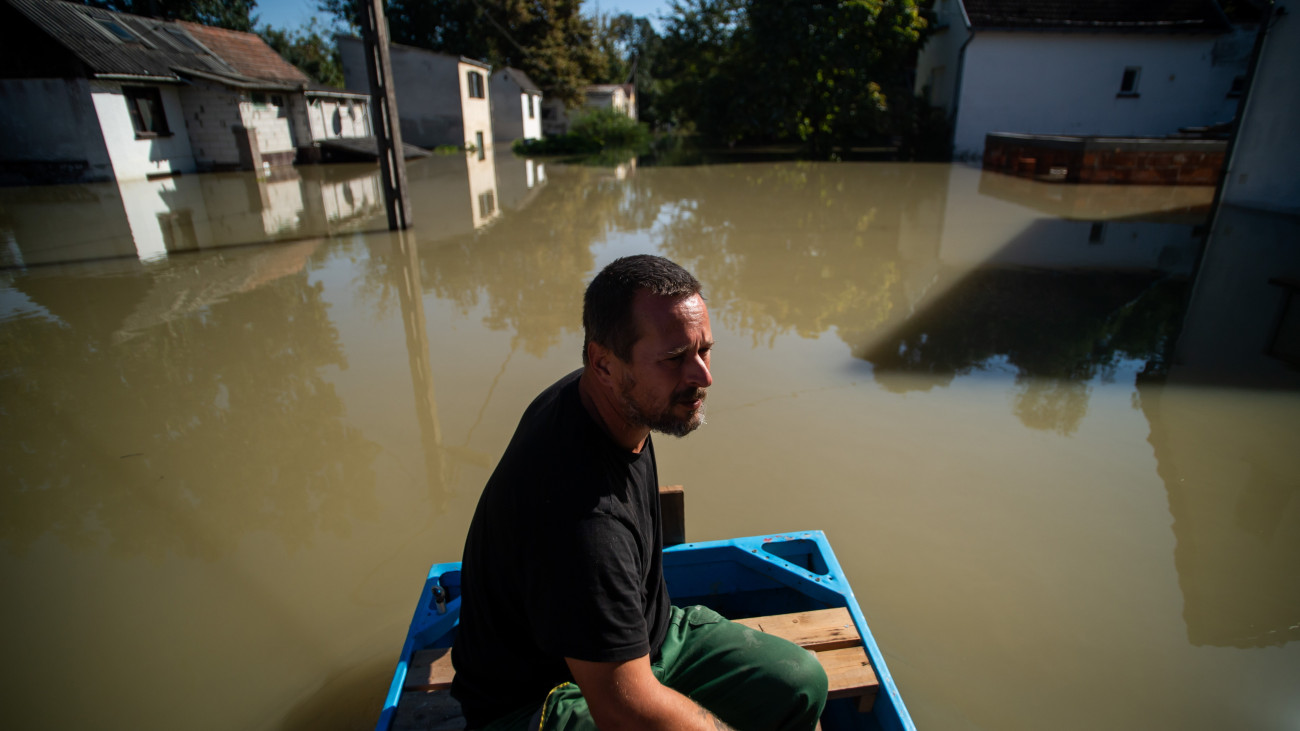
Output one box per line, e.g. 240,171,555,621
317,0,602,108
78,0,258,32
656,0,930,156
259,18,345,87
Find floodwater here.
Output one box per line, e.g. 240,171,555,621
2,152,1298,731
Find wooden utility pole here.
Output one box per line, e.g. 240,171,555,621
359,0,412,230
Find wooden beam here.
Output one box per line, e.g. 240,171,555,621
733,608,861,652
359,0,412,230
659,484,685,546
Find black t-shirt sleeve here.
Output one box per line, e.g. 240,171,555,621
526,513,651,663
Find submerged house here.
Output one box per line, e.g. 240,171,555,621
489,67,542,143
541,83,636,137
337,36,493,153
914,0,1254,160
0,0,371,185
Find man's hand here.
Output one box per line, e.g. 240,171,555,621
565,655,734,731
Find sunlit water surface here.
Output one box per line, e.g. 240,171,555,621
2,154,1298,731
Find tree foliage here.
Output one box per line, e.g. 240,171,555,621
77,0,258,32
655,0,930,156
317,0,603,108
258,18,345,88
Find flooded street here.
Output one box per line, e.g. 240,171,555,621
2,154,1298,730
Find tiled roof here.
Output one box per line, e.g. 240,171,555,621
6,0,305,88
961,0,1231,31
174,20,307,85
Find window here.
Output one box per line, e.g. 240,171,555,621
1118,66,1141,97
528,94,536,119
475,131,485,161
96,18,137,42
1228,75,1246,98
478,191,496,218
467,71,485,99
123,86,170,138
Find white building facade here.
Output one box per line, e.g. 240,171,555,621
915,0,1253,160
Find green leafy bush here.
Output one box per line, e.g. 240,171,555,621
514,108,650,156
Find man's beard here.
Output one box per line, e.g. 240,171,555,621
619,374,707,438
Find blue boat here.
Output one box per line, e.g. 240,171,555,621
377,531,916,731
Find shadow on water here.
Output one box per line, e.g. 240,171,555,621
1138,203,1300,649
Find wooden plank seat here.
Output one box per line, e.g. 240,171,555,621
393,607,879,730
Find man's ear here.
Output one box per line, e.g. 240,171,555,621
586,340,620,385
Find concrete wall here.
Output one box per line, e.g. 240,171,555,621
90,81,197,181
951,30,1251,159
178,79,246,169
489,71,542,142
239,93,297,161
0,78,115,184
1219,11,1299,214
307,96,371,141
339,37,482,149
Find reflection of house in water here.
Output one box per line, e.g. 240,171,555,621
404,155,502,239
0,166,384,267
1138,6,1300,649
493,152,546,213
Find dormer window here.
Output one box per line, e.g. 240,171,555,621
467,71,485,99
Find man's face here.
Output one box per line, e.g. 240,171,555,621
616,291,714,437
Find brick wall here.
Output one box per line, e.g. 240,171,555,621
984,133,1226,185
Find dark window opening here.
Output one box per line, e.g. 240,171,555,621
478,190,496,218
528,95,536,119
123,86,170,138
467,71,485,99
475,131,486,161
1228,75,1247,98
1118,67,1141,97
1089,222,1105,244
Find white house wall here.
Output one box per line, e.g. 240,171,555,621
0,78,115,183
308,97,371,141
952,31,1249,159
1220,13,1299,214
90,81,196,181
521,93,542,140
459,61,493,152
340,37,481,148
239,97,296,156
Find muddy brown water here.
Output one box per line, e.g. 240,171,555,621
2,154,1297,730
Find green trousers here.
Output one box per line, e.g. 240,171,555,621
485,605,828,731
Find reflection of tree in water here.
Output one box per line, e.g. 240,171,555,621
862,271,1188,434
0,256,380,559
653,163,935,346
416,166,636,357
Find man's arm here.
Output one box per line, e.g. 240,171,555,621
565,655,734,731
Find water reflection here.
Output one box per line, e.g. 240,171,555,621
1140,202,1300,649
0,165,387,267
0,244,380,559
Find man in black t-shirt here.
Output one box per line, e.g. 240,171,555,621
452,256,826,730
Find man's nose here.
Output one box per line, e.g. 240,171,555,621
686,353,712,388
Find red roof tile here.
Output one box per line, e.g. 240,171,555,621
174,20,308,85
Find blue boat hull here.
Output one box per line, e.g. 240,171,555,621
376,531,916,731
